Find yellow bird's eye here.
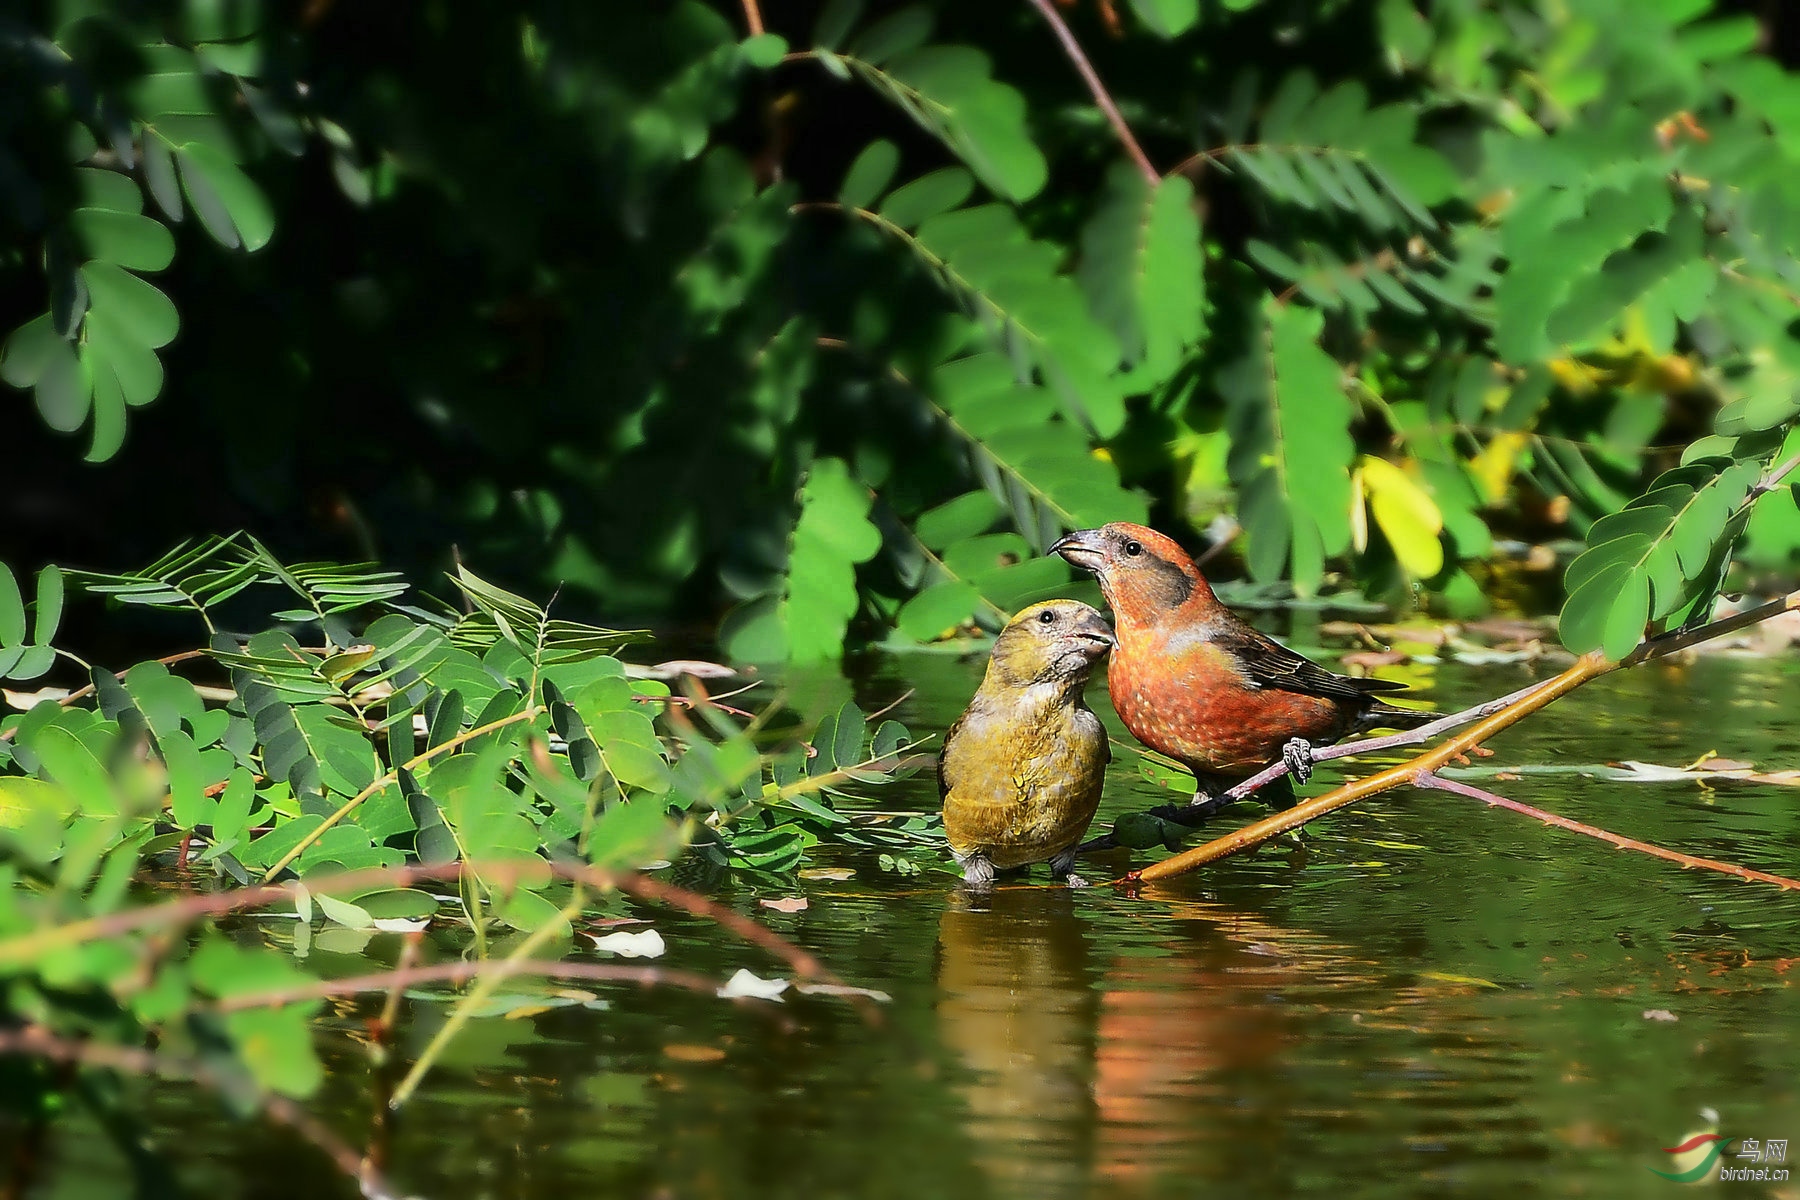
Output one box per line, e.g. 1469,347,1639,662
1038,609,1057,624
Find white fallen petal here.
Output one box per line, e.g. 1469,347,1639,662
718,968,788,1001
589,928,665,958
371,917,431,933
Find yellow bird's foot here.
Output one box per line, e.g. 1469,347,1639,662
956,852,996,890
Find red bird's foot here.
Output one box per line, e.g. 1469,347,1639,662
1048,846,1085,885
1282,737,1316,786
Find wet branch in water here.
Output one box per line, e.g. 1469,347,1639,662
212,959,735,1013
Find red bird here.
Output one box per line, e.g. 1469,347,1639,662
1051,522,1431,805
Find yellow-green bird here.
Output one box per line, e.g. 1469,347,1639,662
940,599,1114,889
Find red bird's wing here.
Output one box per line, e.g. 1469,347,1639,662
1212,621,1410,702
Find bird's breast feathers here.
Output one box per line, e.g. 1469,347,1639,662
941,699,1105,860
1107,631,1344,773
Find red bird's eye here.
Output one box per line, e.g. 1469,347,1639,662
1038,609,1057,624
1124,540,1143,557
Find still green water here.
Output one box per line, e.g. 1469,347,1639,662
29,649,1800,1199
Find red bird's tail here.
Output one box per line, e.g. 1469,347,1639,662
1356,700,1436,735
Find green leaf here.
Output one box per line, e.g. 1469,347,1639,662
30,724,118,816
492,886,568,934
849,7,934,65
293,705,378,798
141,136,183,221
212,768,258,843
1,314,62,388
828,700,866,768
6,646,55,683
877,167,973,229
896,581,981,642
1557,458,1762,652
314,893,373,929
0,566,24,646
782,457,883,662
740,33,788,69
161,728,215,828
79,263,179,349
226,1008,323,1098
33,339,89,433
0,777,76,832
1221,300,1355,591
813,0,864,50
1221,73,1456,230
1128,0,1199,36
75,168,142,214
84,310,165,406
1562,569,1651,661
927,350,1145,543
176,143,276,252
356,888,439,920
592,710,673,792
906,206,1128,435
840,140,900,210
849,44,1047,200
1078,166,1205,382
719,595,788,663
914,490,1003,548
69,208,175,272
589,798,681,871
83,348,128,461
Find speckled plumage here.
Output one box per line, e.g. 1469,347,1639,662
939,600,1114,886
1053,522,1431,796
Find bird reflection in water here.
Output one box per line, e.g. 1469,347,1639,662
935,887,1334,1197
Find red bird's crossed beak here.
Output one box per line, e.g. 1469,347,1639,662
1050,528,1107,573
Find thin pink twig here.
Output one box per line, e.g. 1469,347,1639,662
212,959,726,1012
1413,772,1800,892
